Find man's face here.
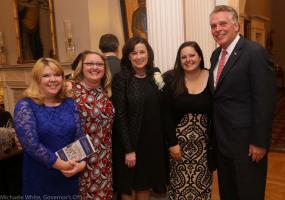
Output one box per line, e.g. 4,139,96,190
210,11,239,49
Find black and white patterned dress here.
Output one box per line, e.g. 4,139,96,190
166,80,213,200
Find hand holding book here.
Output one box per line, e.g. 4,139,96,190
54,135,94,177
55,135,95,161
60,159,86,177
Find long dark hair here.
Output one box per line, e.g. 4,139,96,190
172,41,205,96
121,36,154,75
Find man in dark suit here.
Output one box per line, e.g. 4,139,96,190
209,5,276,200
99,33,121,76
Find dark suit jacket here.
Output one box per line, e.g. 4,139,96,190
209,36,276,158
106,55,121,76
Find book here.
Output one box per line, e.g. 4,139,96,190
55,135,95,161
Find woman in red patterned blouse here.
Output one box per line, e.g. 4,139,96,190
66,50,114,199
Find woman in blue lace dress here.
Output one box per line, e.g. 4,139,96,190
14,58,86,199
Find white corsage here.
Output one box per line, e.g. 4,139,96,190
153,72,165,90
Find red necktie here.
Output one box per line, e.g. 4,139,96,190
216,49,228,84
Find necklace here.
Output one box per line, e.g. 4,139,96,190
134,73,146,78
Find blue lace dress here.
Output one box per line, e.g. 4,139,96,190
14,97,83,199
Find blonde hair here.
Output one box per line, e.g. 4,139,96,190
24,58,67,104
72,50,112,97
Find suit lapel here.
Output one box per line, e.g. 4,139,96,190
214,37,245,91
146,67,162,98
147,73,161,98
210,49,221,93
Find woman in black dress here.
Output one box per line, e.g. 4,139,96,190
112,37,167,200
164,41,213,199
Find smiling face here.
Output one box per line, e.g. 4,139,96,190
82,53,105,85
40,66,63,99
210,11,239,49
129,43,148,73
180,46,201,73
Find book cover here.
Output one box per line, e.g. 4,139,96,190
55,135,95,161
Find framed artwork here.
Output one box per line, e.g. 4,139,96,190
120,0,147,41
13,0,57,63
244,18,251,40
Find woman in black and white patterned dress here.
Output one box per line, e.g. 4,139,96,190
164,41,213,199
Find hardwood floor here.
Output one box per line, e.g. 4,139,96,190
211,152,285,200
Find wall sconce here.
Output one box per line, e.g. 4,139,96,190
64,20,76,61
0,32,7,65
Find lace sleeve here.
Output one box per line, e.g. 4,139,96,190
13,99,58,168
70,99,84,140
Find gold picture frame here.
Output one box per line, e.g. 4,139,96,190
13,0,57,63
120,0,147,41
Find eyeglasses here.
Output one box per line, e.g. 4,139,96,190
83,62,105,67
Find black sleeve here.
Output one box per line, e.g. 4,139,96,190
112,73,134,153
248,43,276,148
162,72,178,147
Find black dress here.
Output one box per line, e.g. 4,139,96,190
165,78,213,199
112,71,167,194
133,77,166,189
